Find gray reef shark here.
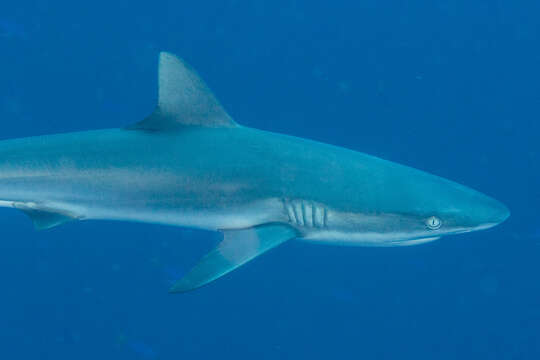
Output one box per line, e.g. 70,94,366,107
0,52,509,292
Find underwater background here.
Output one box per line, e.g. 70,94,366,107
0,0,538,359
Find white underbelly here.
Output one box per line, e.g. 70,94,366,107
301,230,441,247
0,197,286,231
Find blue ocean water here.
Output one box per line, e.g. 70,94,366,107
0,0,538,359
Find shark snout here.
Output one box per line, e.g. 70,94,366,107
485,198,510,224
469,193,510,229
437,179,510,232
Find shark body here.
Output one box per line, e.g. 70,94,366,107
0,52,509,292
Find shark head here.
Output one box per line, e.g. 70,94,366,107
299,152,510,246
415,178,510,235
381,177,511,246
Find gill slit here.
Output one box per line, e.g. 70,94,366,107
282,198,328,229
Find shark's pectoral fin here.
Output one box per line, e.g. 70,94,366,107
169,223,298,293
127,52,238,132
14,203,79,230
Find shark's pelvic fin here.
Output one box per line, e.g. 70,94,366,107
14,203,79,230
127,52,237,132
169,223,297,293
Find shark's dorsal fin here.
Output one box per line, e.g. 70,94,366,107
127,52,237,132
169,223,297,293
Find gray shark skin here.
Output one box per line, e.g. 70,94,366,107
0,52,509,292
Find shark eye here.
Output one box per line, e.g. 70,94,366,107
426,216,442,230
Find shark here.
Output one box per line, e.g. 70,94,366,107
0,52,510,292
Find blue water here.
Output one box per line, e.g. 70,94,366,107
0,1,538,359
